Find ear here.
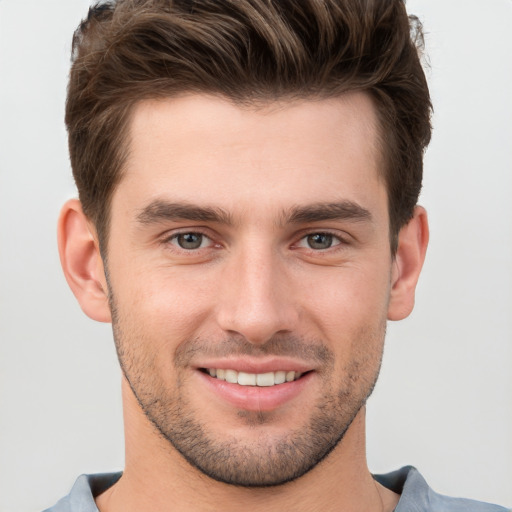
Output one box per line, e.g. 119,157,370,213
387,206,429,321
57,199,112,323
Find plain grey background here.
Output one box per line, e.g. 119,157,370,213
0,1,511,511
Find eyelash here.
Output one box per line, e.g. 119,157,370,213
161,229,349,254
294,231,346,251
163,230,216,252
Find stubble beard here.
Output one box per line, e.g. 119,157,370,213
109,293,385,487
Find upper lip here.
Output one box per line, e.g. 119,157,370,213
194,357,315,374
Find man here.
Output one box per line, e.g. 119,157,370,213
45,0,508,511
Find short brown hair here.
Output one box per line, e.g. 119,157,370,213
66,0,432,252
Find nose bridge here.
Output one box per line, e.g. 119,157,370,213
216,240,297,344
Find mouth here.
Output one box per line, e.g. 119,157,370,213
200,368,307,387
195,361,315,411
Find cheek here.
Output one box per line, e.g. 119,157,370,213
300,264,390,370
304,264,391,326
112,264,215,344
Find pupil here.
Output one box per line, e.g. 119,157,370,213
308,233,332,249
178,233,202,249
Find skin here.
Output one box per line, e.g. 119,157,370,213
58,92,428,512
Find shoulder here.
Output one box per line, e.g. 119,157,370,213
42,472,122,512
374,466,510,512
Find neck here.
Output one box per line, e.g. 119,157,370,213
96,379,398,512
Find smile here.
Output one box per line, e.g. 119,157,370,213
202,368,304,386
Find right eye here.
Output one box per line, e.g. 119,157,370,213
169,232,212,250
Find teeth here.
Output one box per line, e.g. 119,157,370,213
238,372,256,386
256,372,275,387
274,371,286,385
225,369,238,384
206,368,303,386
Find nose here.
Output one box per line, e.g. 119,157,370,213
215,244,299,345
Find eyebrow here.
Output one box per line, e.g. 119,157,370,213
136,200,233,225
284,201,372,225
136,199,372,227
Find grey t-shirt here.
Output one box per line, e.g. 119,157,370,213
43,466,509,512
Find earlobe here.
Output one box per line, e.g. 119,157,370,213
57,199,112,323
387,206,429,321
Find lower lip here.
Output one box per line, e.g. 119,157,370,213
196,371,314,412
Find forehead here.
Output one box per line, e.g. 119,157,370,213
117,93,385,219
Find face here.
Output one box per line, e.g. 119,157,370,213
105,93,393,486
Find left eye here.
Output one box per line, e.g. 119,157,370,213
297,233,341,250
170,232,211,250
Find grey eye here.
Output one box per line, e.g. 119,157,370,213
175,233,204,250
306,233,333,250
